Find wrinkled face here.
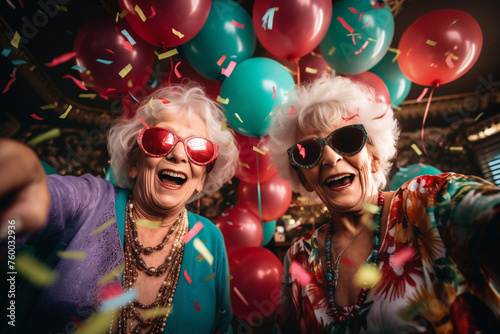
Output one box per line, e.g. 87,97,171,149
129,112,208,212
295,122,379,213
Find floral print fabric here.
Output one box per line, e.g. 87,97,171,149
276,173,500,333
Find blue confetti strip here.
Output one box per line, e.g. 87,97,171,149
11,59,27,66
121,30,136,46
72,65,86,72
261,7,277,30
129,91,140,102
99,288,137,312
1,47,13,58
150,79,158,88
96,59,113,64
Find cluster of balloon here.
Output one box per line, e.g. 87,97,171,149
252,0,332,61
183,0,256,81
370,52,411,107
234,132,277,184
320,0,394,75
73,14,154,98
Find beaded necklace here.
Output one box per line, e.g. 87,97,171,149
324,192,384,324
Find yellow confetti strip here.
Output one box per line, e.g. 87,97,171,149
275,7,279,12
362,201,380,214
328,46,336,55
253,146,266,155
204,273,216,281
57,251,87,259
305,67,318,74
27,128,61,147
392,104,402,111
40,104,55,110
264,111,273,121
11,31,21,48
119,64,133,78
221,119,227,131
388,48,401,63
136,219,162,229
74,311,113,334
238,161,250,169
172,28,184,39
99,263,125,285
216,96,229,104
449,53,459,61
158,48,178,60
193,237,213,266
127,80,133,88
59,105,73,119
56,5,67,12
92,218,115,235
115,12,119,22
411,143,422,156
354,265,382,288
148,97,154,110
368,38,377,42
361,215,375,230
234,113,243,123
267,164,272,170
119,10,128,18
407,48,412,57
134,4,147,22
449,146,463,151
16,253,57,287
282,65,297,75
426,40,437,46
226,275,234,281
142,306,172,320
475,112,484,121
79,93,96,99
195,254,204,262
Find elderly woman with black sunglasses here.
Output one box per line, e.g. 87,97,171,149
0,84,238,334
268,76,500,333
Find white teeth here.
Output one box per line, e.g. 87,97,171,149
326,174,351,183
161,171,186,179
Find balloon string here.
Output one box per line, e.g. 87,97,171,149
294,58,301,89
197,198,200,216
256,151,263,223
420,85,436,157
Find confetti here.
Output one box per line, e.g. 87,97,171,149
10,31,21,48
11,59,27,66
142,307,172,320
204,273,216,281
359,12,365,21
233,287,249,306
341,113,359,122
150,79,158,88
6,0,15,9
388,48,401,62
63,74,88,91
445,53,454,69
362,201,380,214
193,238,213,266
184,269,192,284
337,17,354,33
406,48,412,57
289,261,311,286
220,119,227,131
79,93,97,99
158,97,170,104
105,48,115,54
96,59,113,65
59,105,73,119
16,253,57,287
368,38,377,42
426,40,437,46
411,143,423,156
348,7,359,14
449,18,459,27
261,7,278,30
183,221,204,244
305,67,318,74
119,64,132,78
217,96,229,104
222,61,237,77
157,48,178,60
46,51,77,67
121,30,136,45
134,4,147,22
289,105,294,117
128,91,140,102
1,46,13,57
172,28,184,39
30,114,43,120
297,143,305,159
217,55,226,66
73,311,113,334
416,87,429,102
99,288,136,311
234,113,243,123
361,214,375,230
148,6,156,19
26,128,61,147
122,40,133,52
2,68,16,93
272,86,276,100
361,22,370,29
92,218,116,235
238,161,250,169
72,65,86,71
194,301,201,312
354,40,369,55
327,47,336,55
174,61,182,78
226,275,233,281
449,146,463,151
72,316,83,328
99,263,125,285
391,246,416,267
56,5,67,11
232,19,244,29
118,10,128,19
253,146,266,155
354,265,381,288
475,112,484,121
57,251,87,259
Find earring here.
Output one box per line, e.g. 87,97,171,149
196,190,201,196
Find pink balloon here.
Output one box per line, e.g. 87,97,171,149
228,247,283,320
345,72,391,105
234,132,277,184
215,205,263,255
238,172,292,222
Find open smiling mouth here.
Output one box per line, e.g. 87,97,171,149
158,170,187,189
324,174,355,189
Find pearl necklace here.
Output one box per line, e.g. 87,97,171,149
325,192,384,324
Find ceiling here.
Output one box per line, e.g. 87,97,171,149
1,0,499,134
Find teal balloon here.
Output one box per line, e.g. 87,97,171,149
261,220,277,246
183,0,256,81
220,57,295,136
41,160,57,175
370,52,412,106
105,166,116,185
388,164,442,191
320,0,394,75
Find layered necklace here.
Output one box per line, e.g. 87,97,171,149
112,198,188,334
325,192,384,324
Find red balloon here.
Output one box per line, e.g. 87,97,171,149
215,205,263,254
74,15,154,97
398,9,483,86
252,0,332,60
298,47,332,84
238,172,292,222
228,247,283,320
234,132,277,184
118,0,211,47
346,72,391,105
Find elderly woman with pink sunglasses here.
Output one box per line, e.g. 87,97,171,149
0,84,238,334
268,76,500,333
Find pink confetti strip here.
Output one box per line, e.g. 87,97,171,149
232,19,244,29
174,61,182,78
341,113,360,122
183,221,204,244
135,114,149,127
337,17,354,33
194,301,201,312
297,144,305,159
351,35,356,45
289,261,311,286
63,74,88,91
98,88,116,100
217,55,226,67
2,77,16,93
71,316,83,328
157,97,170,104
6,0,15,9
45,51,77,67
289,105,294,117
148,6,156,19
445,54,454,69
17,0,23,8
361,22,369,29
354,40,369,55
222,61,237,77
359,12,365,21
416,87,429,102
348,7,359,14
105,48,115,54
391,246,416,266
272,86,276,100
184,269,192,284
30,114,43,120
233,286,249,306
122,40,133,52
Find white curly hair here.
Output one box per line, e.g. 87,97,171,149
107,82,238,203
268,76,400,203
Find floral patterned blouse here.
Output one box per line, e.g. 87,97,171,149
275,173,500,333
